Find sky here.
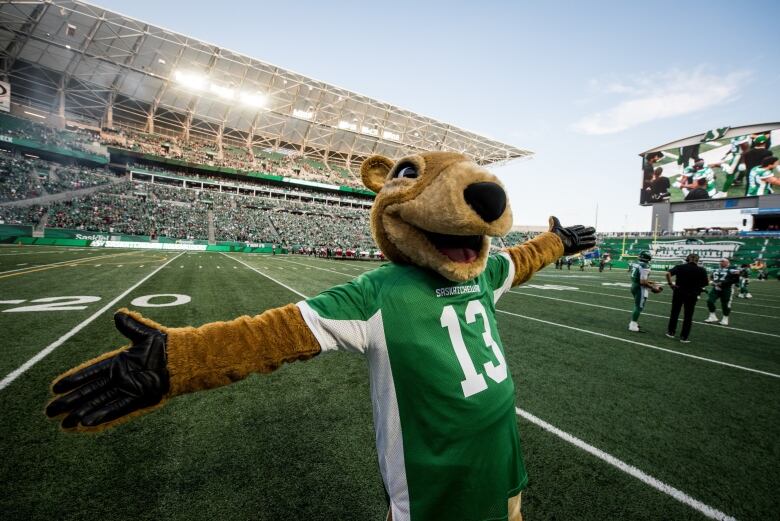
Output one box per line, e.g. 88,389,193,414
93,0,780,232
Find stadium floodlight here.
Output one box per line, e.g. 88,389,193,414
209,83,235,100
293,109,313,120
239,92,266,107
173,70,207,91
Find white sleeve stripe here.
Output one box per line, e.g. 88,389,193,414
296,301,368,354
493,251,516,304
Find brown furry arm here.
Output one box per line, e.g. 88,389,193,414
503,232,564,287
125,304,321,396
46,305,321,431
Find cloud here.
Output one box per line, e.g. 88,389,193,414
572,69,751,135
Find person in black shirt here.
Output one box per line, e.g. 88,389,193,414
641,152,663,204
665,254,709,343
740,135,771,190
649,167,671,201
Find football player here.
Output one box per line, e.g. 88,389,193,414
721,136,749,191
746,156,780,196
737,263,752,299
704,258,741,325
678,159,726,198
628,250,663,332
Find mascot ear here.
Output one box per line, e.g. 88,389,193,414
361,155,394,193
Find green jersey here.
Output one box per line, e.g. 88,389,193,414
297,253,524,521
630,261,650,288
722,138,745,175
710,267,740,288
747,166,776,196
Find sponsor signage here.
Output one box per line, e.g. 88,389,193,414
102,240,207,251
651,240,743,263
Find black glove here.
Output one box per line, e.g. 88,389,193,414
46,312,170,429
548,216,596,255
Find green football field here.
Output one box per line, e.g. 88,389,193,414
0,244,778,521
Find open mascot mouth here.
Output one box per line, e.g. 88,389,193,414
424,230,484,263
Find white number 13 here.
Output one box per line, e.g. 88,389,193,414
440,300,508,398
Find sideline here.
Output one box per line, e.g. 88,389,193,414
496,308,779,379
508,290,780,339
0,250,133,279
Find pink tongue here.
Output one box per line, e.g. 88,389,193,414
439,247,478,263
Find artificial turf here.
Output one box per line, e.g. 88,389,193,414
0,245,778,520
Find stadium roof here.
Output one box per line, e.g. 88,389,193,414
0,0,532,168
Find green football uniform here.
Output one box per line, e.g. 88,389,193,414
721,139,745,191
630,261,650,321
707,267,740,316
297,252,524,521
739,267,750,296
747,166,776,196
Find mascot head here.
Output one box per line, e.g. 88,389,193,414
361,152,512,282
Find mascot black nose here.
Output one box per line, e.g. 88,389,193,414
463,182,506,223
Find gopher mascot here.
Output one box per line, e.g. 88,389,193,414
46,152,595,521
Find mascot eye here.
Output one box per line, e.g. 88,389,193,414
395,164,418,179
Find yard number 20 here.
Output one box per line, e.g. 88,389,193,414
440,300,508,398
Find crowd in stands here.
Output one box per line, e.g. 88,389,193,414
0,204,47,226
2,170,373,246
46,181,209,240
127,165,372,207
0,113,105,157
501,231,541,246
269,210,372,250
42,165,115,193
101,126,363,188
0,151,115,202
0,153,44,202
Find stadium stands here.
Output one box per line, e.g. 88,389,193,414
101,126,363,188
0,112,106,160
0,152,115,202
2,112,779,270
0,153,43,202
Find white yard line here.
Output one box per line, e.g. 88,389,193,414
275,257,357,277
220,253,306,298
515,408,736,521
308,257,780,319
537,272,780,306
0,252,184,391
517,286,779,319
0,250,131,275
240,254,740,520
496,308,779,379
0,249,71,256
508,291,780,340
264,256,780,373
